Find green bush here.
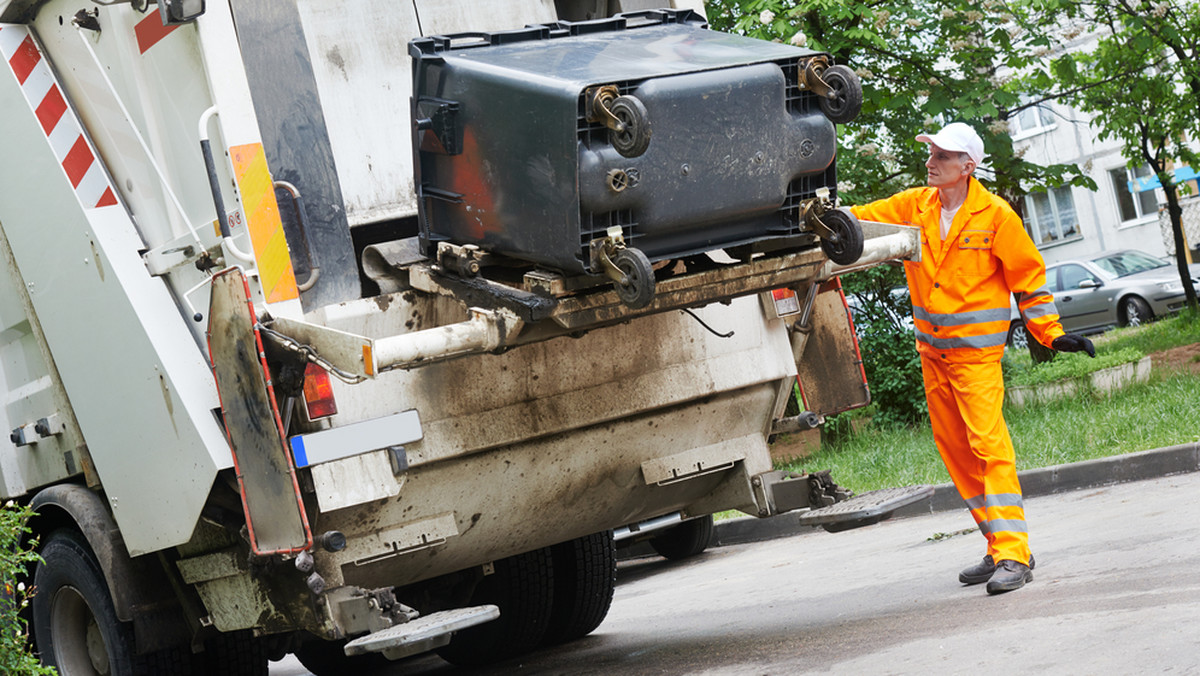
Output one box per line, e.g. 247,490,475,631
0,502,53,675
1003,347,1145,388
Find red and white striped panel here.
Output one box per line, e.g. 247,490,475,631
0,24,118,210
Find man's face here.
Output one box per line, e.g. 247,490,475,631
925,144,974,189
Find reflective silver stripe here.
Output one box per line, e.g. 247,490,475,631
1021,299,1060,321
916,330,1009,350
913,306,1011,327
985,493,1025,509
1017,287,1052,304
965,493,1025,511
982,518,1028,534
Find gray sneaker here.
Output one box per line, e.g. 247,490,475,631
986,559,1034,594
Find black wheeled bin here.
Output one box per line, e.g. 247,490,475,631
409,9,860,307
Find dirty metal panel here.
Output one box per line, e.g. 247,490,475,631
309,449,403,511
795,279,870,416
207,268,311,555
343,512,459,568
641,436,750,486
229,0,360,309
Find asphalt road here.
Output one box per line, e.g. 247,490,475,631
272,471,1200,675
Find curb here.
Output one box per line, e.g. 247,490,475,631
713,441,1200,547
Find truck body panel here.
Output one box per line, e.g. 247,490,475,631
0,2,922,671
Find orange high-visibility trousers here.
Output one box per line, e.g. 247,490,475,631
921,357,1030,565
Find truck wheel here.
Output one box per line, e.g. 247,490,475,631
817,64,863,124
436,547,555,666
819,208,864,265
542,531,617,645
202,629,268,676
32,529,136,676
613,247,655,309
649,515,714,560
293,639,389,676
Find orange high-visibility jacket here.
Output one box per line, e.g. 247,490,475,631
852,177,1065,363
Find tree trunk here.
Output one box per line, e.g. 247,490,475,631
1162,182,1200,312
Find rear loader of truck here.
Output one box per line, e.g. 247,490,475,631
0,1,925,673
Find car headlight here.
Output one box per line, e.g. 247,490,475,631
1159,279,1184,293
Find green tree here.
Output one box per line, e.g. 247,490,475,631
705,0,1095,208
1030,0,1200,313
0,502,55,675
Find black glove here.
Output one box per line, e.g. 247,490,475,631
1052,333,1096,358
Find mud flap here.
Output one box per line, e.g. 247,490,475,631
207,268,312,555
797,485,934,533
793,278,870,417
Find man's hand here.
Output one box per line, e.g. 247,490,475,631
1052,334,1096,358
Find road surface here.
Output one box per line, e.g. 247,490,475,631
273,472,1200,674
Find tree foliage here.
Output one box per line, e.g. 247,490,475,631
1027,0,1200,312
705,0,1096,210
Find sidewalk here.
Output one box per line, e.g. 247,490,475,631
713,441,1200,546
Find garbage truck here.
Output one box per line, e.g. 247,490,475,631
0,1,927,673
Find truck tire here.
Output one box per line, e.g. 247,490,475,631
649,515,714,560
542,531,617,645
436,547,555,666
32,528,137,676
202,629,268,676
293,639,389,676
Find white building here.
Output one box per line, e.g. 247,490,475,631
1006,96,1192,265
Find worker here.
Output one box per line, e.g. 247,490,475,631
848,122,1095,594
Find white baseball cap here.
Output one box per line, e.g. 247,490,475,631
916,122,984,165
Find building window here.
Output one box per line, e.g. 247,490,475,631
1109,165,1159,222
1011,97,1056,138
1023,185,1080,244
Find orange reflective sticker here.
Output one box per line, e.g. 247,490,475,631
229,143,298,304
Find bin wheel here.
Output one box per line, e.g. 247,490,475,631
609,95,651,157
613,247,655,309
819,208,865,265
818,65,863,124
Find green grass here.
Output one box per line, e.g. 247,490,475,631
776,310,1200,494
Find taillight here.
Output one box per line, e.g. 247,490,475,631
302,363,338,421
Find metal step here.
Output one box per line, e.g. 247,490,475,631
797,484,934,533
344,604,499,660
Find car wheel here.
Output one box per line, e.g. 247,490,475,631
1006,320,1029,351
1120,296,1152,327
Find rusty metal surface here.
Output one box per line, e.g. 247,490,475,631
795,282,871,417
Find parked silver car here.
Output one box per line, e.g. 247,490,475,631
1007,249,1200,349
